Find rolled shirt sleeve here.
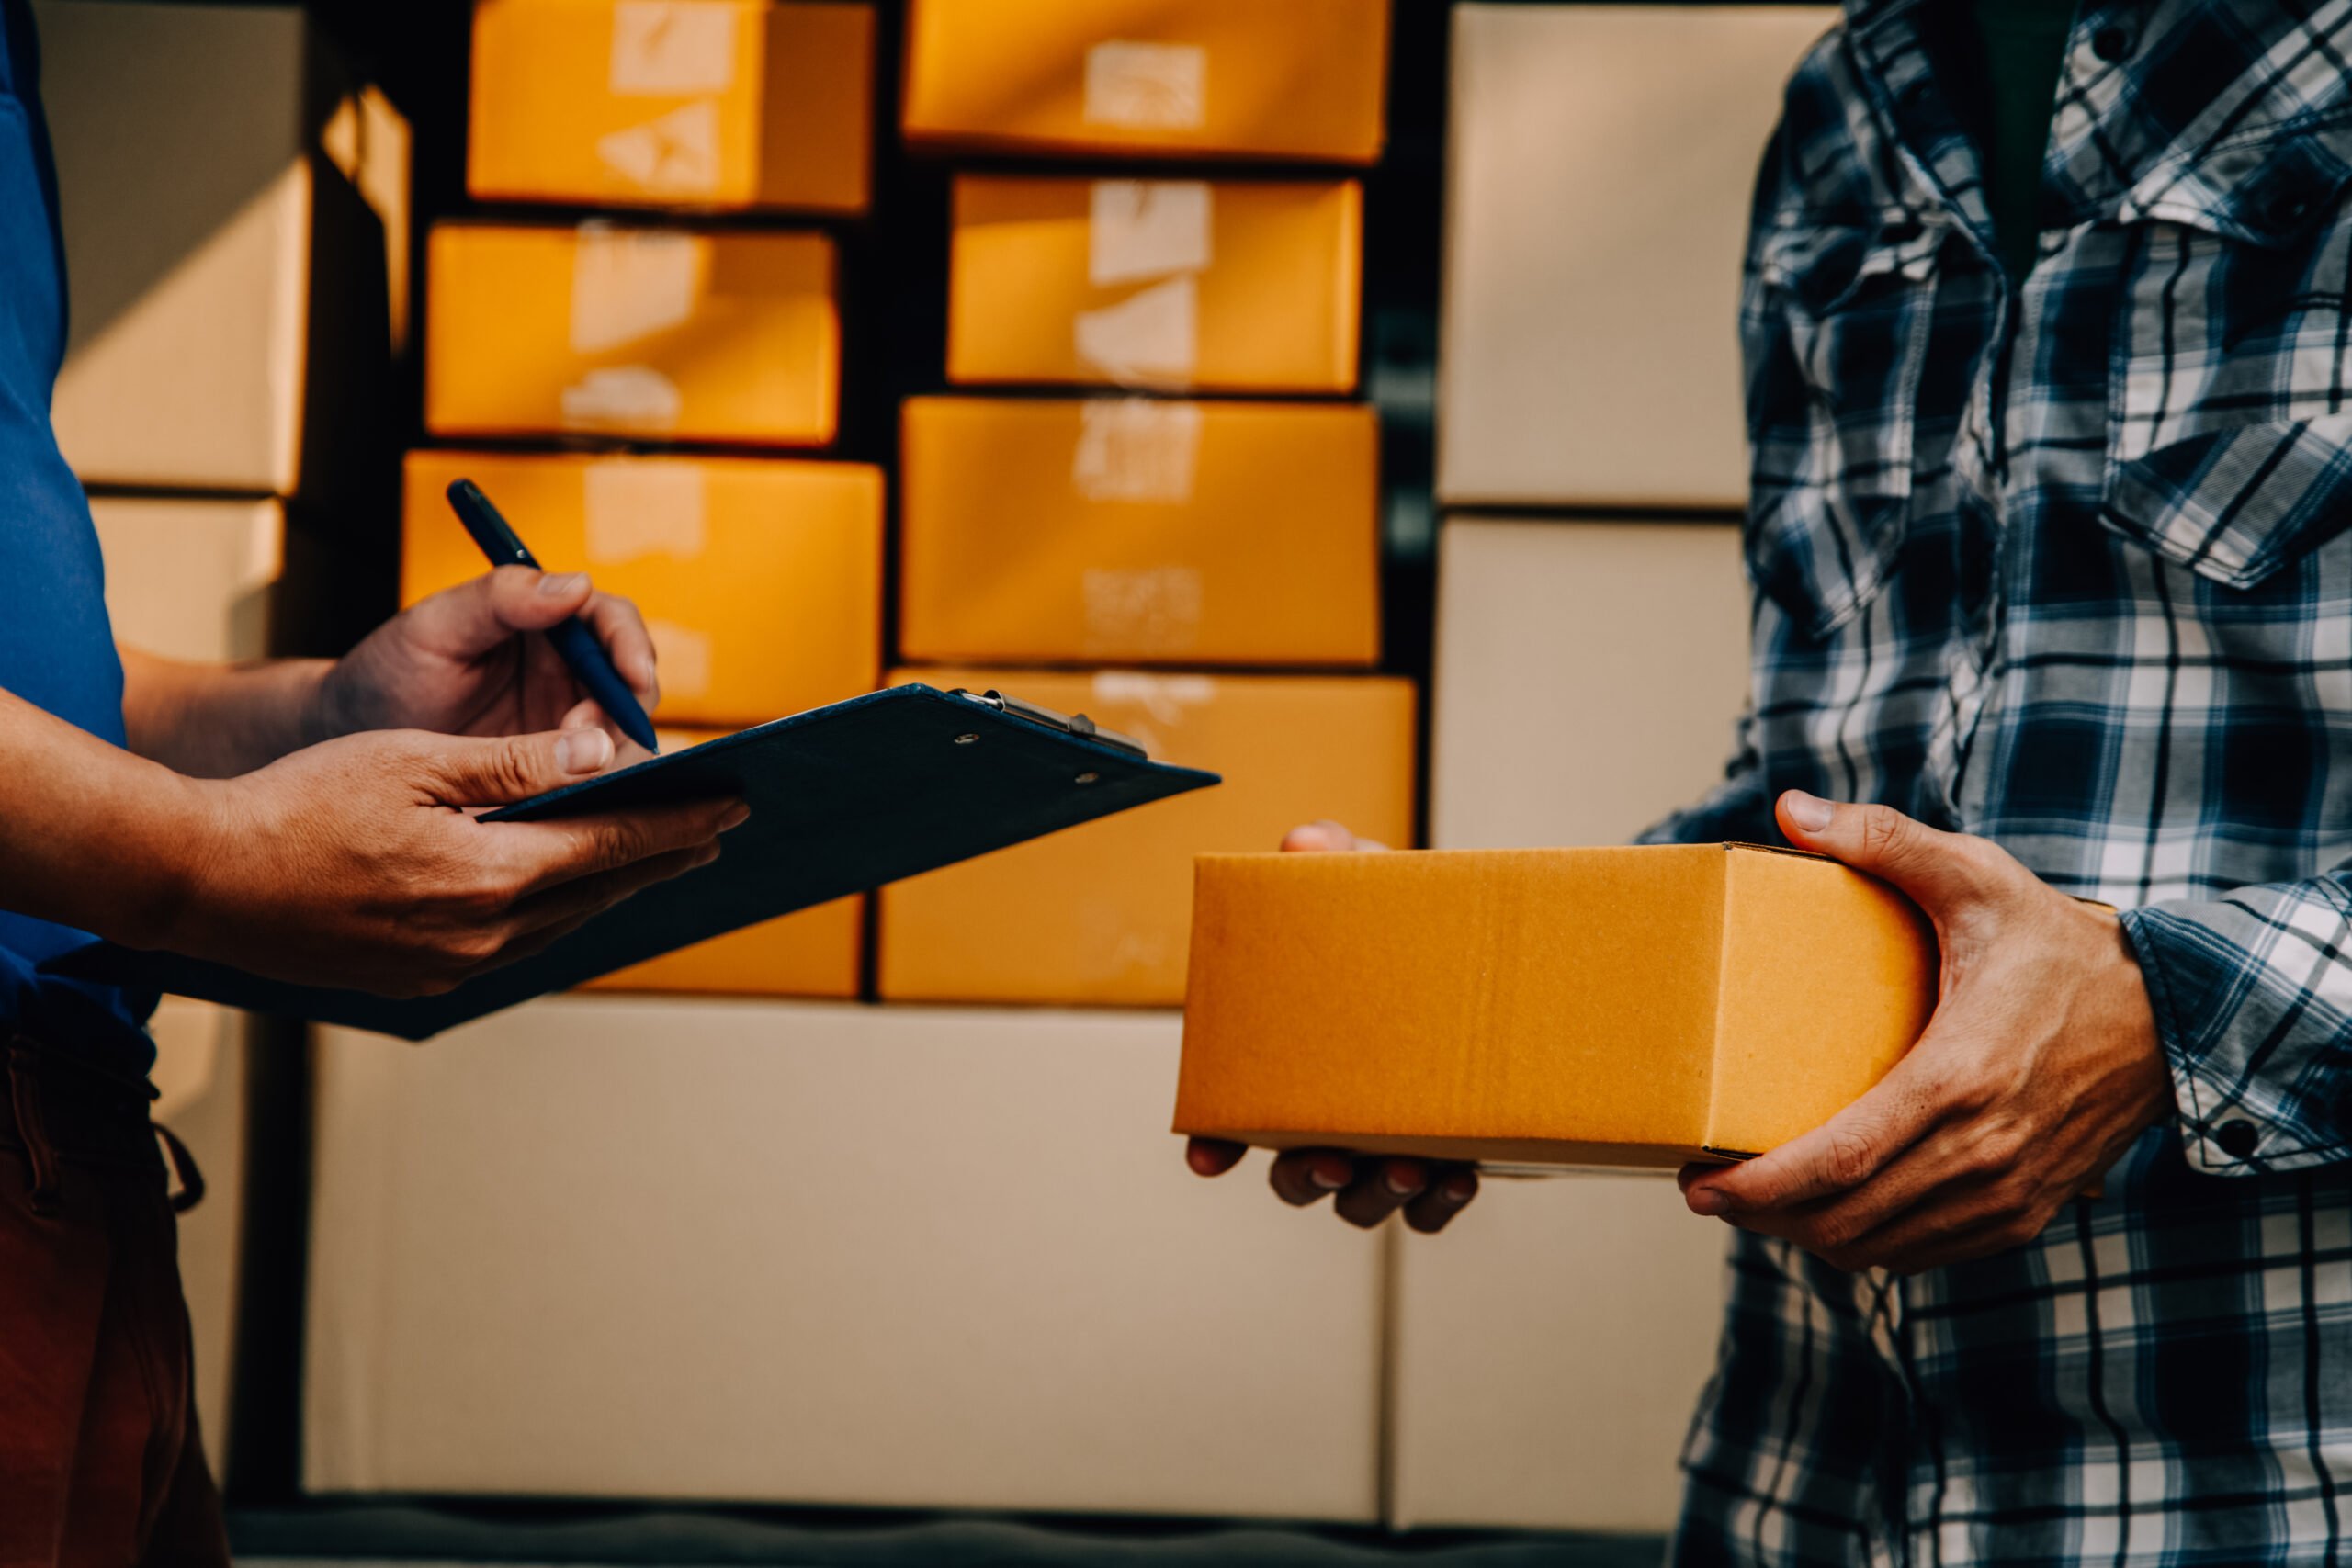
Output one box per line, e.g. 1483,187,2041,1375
2120,874,2352,1174
1635,712,1778,849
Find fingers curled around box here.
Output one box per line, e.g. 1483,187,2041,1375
1333,1157,1430,1227
1403,1166,1479,1233
1269,1148,1356,1207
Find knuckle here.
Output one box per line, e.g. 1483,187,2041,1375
1806,1211,1862,1252
1824,1126,1881,1190
1858,805,1911,860
1984,1169,2039,1223
1972,1122,2030,1176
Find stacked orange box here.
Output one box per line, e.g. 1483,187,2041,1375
887,3,1403,1006
416,5,882,998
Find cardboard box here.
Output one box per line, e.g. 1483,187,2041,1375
469,0,873,213
36,0,408,498
425,223,838,446
580,897,861,997
899,397,1379,667
1402,515,1755,1532
89,496,286,663
572,727,863,997
1437,6,1833,508
1175,844,1935,1167
877,670,1415,1006
1390,1176,1728,1532
401,450,881,727
304,998,1383,1518
148,998,251,1484
1433,517,1751,851
947,175,1361,393
901,0,1388,164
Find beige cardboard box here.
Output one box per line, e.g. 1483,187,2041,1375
877,670,1417,1007
304,998,1383,1518
898,397,1380,668
89,495,285,663
1177,844,1934,1168
1393,513,1754,1530
948,175,1362,394
36,0,407,498
469,0,874,213
902,0,1388,164
1435,5,1831,509
401,450,883,727
1432,518,1751,851
148,998,250,1483
1390,1175,1728,1532
424,223,838,446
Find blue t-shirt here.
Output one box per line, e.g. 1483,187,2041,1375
1,0,154,1075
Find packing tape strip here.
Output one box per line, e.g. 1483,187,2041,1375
1071,397,1204,503
1081,567,1204,658
1089,179,1212,287
584,460,708,563
1074,275,1198,389
610,0,739,95
560,367,684,431
645,618,714,700
1091,671,1216,731
570,225,705,355
597,100,724,197
1083,39,1207,131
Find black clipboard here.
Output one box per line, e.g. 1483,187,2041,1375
50,683,1219,1039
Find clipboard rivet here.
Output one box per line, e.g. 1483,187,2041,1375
953,733,979,745
1074,772,1100,785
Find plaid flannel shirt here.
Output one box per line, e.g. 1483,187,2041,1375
1645,1,2352,1563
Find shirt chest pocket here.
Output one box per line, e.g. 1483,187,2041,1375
1747,216,1947,637
2103,125,2352,589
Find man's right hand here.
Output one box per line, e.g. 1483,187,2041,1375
1182,819,1481,1234
162,726,742,998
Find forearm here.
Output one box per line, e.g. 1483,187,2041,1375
119,645,334,778
0,683,214,947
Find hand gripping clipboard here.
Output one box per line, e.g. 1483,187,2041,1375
50,684,1220,1039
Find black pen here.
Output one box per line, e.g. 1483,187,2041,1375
445,478,662,755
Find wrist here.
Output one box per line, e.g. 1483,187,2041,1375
99,768,242,953
300,658,364,747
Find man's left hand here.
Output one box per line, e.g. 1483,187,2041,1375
312,569,660,757
1679,792,2175,1274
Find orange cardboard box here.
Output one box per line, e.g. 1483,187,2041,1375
901,0,1388,164
577,727,862,998
469,0,873,213
1175,846,1937,1169
401,449,881,727
878,669,1415,1006
899,397,1379,667
947,176,1361,393
425,223,838,446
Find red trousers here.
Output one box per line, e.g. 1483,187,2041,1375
0,1038,229,1568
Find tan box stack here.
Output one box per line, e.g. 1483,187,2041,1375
305,998,1385,1518
889,0,1404,1010
81,501,286,1484
38,2,413,1484
410,1,883,996
36,0,407,504
1404,2,1833,1534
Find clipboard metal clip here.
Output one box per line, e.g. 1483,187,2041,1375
951,688,1150,762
